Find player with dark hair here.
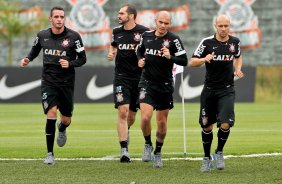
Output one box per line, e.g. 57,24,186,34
20,6,86,165
107,4,149,163
189,14,244,172
136,11,188,168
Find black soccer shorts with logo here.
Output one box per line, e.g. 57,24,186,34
41,84,74,117
113,77,140,112
199,86,235,128
138,79,174,111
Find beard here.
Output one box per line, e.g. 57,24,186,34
118,16,129,25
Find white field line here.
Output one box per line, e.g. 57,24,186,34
0,153,282,161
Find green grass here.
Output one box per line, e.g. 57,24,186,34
0,103,282,183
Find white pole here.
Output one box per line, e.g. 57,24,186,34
181,72,187,159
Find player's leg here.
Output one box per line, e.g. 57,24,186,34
214,87,235,170
44,106,57,165
199,87,216,172
153,109,169,168
57,86,73,147
140,103,154,162
117,104,131,162
114,81,133,162
139,86,155,162
41,85,58,165
152,92,173,168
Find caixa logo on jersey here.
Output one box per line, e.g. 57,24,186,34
214,0,262,50
214,0,261,49
65,0,111,50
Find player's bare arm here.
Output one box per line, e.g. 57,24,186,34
234,55,244,78
189,52,214,67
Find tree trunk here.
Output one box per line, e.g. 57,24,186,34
8,40,12,65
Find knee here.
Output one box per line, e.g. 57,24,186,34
220,123,230,130
118,107,129,120
141,115,151,124
47,108,57,119
61,116,71,125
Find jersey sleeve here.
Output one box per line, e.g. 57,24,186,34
192,39,207,58
170,36,188,66
27,33,42,61
136,33,146,60
110,28,118,47
235,40,241,58
69,33,87,67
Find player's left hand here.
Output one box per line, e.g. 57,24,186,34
234,69,244,78
59,59,69,68
161,47,171,59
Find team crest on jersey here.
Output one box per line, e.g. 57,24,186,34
116,93,123,102
61,39,70,47
229,43,235,53
162,39,171,48
134,33,141,42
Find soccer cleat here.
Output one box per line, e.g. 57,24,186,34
153,153,163,168
120,148,131,163
200,157,211,173
213,151,225,170
142,144,153,162
57,123,67,147
44,152,55,165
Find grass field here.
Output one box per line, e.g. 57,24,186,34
0,103,282,183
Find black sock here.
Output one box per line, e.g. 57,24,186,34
45,119,56,154
120,141,128,149
154,141,163,155
217,127,230,152
58,121,69,132
144,135,152,146
202,129,213,158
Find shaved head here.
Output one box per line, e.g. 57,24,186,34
156,11,172,22
215,14,230,25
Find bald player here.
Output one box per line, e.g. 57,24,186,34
189,14,243,172
136,11,188,168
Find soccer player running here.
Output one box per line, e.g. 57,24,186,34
107,4,149,162
189,14,244,172
136,11,188,168
20,6,86,165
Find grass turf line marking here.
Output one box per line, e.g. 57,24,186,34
0,153,282,161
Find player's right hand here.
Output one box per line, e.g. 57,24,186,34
204,52,214,63
20,58,30,67
138,58,146,68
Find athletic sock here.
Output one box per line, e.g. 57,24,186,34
154,141,163,155
45,119,56,154
216,127,230,152
202,129,213,158
58,121,69,132
144,135,152,146
120,141,128,149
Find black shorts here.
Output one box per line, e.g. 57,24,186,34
139,80,174,111
199,86,235,128
41,84,74,117
113,77,139,112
